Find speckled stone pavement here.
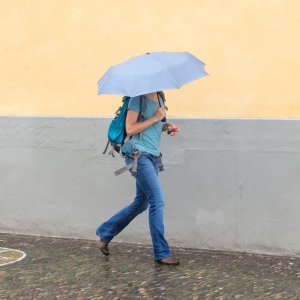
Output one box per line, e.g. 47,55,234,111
1,233,300,299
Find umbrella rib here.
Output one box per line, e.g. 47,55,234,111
149,55,180,89
97,67,112,91
180,51,209,76
157,51,208,85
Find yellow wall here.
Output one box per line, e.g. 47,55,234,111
1,0,300,118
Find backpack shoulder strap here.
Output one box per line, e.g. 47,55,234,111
157,92,167,122
139,95,147,120
138,95,147,140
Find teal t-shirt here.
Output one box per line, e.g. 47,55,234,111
127,95,164,157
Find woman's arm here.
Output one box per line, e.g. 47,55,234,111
126,107,165,136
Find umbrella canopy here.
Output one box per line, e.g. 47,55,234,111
97,51,208,97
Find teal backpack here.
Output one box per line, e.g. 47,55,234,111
103,95,148,157
103,96,131,157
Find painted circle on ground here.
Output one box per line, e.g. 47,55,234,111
0,247,26,266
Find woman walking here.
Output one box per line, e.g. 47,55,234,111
96,91,180,265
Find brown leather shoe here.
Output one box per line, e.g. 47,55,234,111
156,256,180,265
99,238,109,256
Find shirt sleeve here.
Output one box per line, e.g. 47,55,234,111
127,96,140,113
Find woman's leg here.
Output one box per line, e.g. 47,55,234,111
96,180,149,243
135,153,171,260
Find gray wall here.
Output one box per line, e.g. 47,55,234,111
1,116,300,256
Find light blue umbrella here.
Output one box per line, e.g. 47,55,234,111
97,51,208,97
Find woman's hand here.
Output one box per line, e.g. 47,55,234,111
154,107,165,122
167,124,180,136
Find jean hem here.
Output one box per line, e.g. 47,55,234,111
96,229,109,244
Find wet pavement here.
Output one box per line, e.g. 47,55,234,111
1,233,300,299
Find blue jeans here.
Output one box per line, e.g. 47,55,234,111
96,152,171,260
